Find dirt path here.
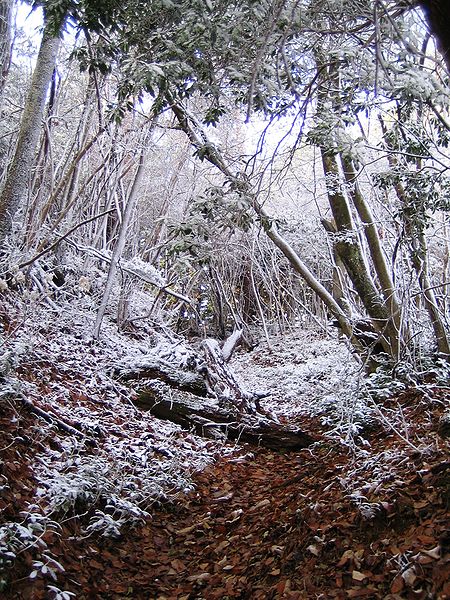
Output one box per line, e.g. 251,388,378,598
60,445,343,599
51,423,449,600
1,320,448,599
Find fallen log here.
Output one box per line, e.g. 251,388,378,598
115,337,259,409
116,337,316,450
115,354,208,397
133,387,315,450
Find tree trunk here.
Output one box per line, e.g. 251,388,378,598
133,388,316,450
341,156,401,321
93,121,155,339
0,0,13,102
410,231,450,356
115,354,209,397
418,0,450,72
117,337,315,450
0,15,62,246
320,149,400,358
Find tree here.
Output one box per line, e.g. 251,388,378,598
0,7,63,246
0,0,13,101
3,0,447,367
68,0,447,364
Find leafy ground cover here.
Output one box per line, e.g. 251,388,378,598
0,296,449,599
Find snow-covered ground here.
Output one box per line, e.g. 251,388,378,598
0,287,410,541
231,328,378,436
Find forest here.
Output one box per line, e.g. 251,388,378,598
0,0,449,598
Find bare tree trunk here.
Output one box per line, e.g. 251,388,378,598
341,157,401,319
0,15,62,246
93,121,155,339
0,0,13,101
410,230,450,355
320,149,400,358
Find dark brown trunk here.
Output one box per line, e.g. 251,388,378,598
418,0,450,72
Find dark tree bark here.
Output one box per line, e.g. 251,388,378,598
0,0,13,101
133,388,316,450
418,0,450,72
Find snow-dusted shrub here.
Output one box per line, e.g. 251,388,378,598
0,509,67,595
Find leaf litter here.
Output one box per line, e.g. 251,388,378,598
0,296,449,598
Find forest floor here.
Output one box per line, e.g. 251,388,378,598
0,297,449,599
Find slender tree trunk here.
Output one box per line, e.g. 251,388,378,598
0,15,62,246
93,122,155,339
341,156,407,345
0,0,13,100
341,158,399,312
411,231,450,355
320,149,400,357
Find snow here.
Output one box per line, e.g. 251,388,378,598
230,328,377,437
0,290,226,542
0,267,422,553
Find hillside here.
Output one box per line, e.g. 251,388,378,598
1,292,449,599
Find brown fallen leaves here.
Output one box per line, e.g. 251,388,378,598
2,385,450,599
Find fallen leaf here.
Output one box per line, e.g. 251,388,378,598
337,549,354,567
215,540,230,553
421,545,440,559
226,509,243,523
391,575,404,593
307,544,321,557
170,559,185,573
176,524,196,535
186,573,211,582
351,570,367,582
214,493,234,502
251,499,271,511
402,566,416,586
346,588,377,598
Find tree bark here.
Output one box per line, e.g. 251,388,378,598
132,388,316,450
341,156,401,320
0,0,13,101
410,230,450,355
320,149,400,357
115,354,209,397
418,0,450,72
0,15,62,246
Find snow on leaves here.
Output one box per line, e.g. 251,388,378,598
1,293,449,598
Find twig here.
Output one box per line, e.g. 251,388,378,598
18,392,92,441
369,398,419,451
18,209,116,269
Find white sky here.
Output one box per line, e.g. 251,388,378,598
16,1,43,34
